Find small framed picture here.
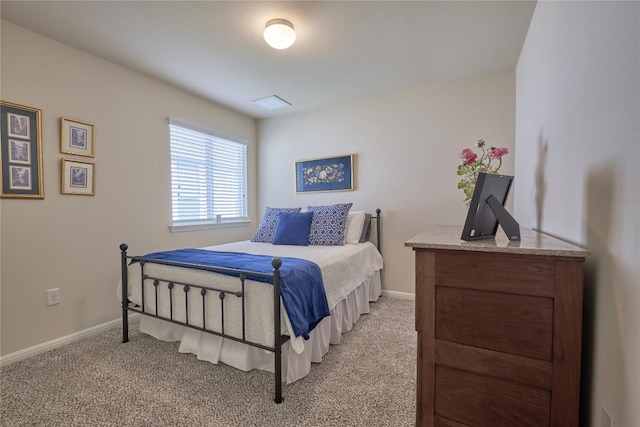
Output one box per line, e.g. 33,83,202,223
9,139,31,164
61,117,95,157
9,165,32,190
7,112,30,139
1,101,44,199
295,154,355,193
61,158,95,196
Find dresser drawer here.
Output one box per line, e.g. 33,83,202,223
435,366,551,427
435,251,555,298
435,287,553,360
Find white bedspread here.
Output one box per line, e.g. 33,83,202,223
121,241,383,355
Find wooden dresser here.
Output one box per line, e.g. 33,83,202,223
405,226,589,427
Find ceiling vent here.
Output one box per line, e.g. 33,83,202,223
251,95,292,110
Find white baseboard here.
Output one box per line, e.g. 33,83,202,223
382,289,415,300
0,313,139,367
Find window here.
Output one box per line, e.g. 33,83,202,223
169,119,248,230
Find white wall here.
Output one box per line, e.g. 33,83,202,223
0,22,257,356
258,69,516,295
515,2,640,426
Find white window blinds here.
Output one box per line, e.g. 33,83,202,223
169,119,247,226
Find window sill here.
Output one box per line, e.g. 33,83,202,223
169,220,251,233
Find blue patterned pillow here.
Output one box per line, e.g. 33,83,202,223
251,207,302,243
307,203,353,245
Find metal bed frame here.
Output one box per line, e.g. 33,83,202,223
119,209,381,403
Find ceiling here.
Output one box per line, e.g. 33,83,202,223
0,1,536,119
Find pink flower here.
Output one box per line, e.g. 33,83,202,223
491,147,509,159
458,148,473,159
476,139,485,148
464,153,477,165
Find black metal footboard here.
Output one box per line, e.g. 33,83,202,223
119,244,289,403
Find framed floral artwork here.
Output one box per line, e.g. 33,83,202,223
61,117,95,157
61,158,95,196
295,154,354,193
0,101,44,199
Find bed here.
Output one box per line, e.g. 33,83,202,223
118,206,383,403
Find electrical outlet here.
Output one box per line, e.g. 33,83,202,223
602,406,614,427
46,288,61,306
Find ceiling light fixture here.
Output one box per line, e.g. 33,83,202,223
263,19,296,50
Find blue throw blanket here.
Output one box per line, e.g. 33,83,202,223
134,249,329,339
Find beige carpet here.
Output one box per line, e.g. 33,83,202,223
0,297,416,427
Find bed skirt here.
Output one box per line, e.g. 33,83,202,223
138,271,382,384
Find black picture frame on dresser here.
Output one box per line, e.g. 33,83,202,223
461,172,521,242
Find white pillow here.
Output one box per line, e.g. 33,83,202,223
344,210,366,244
